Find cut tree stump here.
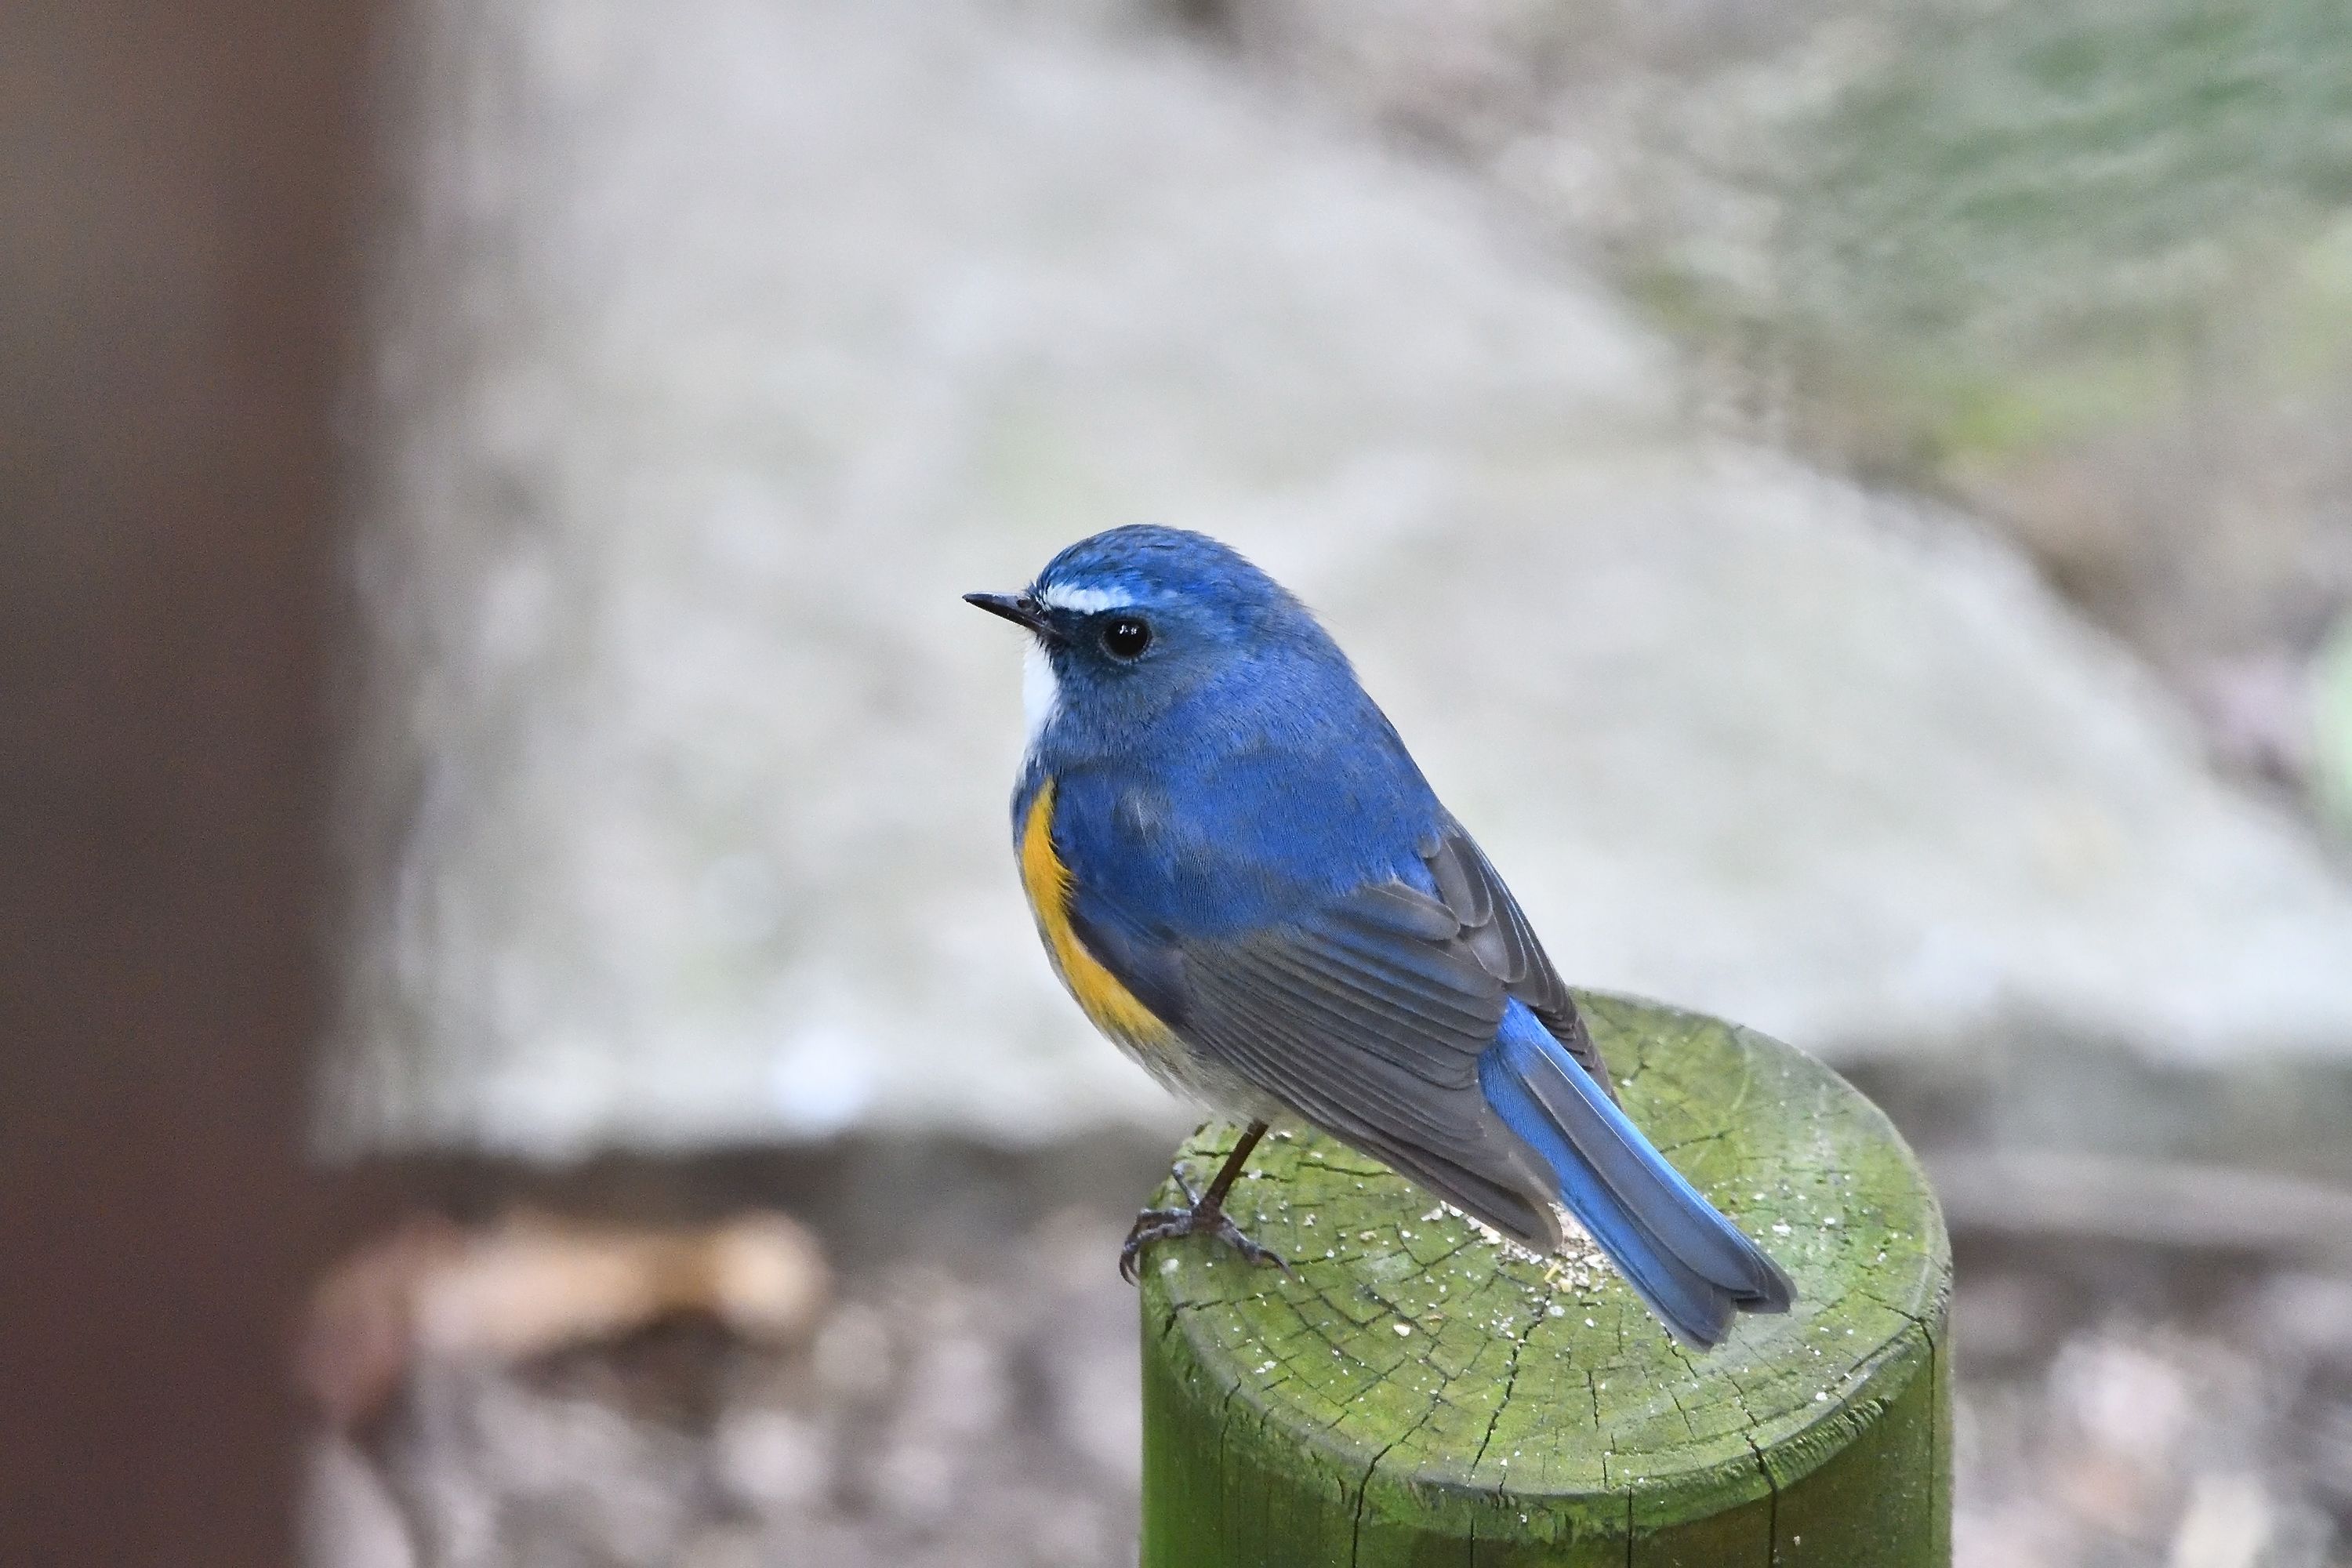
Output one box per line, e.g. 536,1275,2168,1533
1138,992,1951,1566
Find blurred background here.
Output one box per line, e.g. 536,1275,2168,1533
11,1,2352,1564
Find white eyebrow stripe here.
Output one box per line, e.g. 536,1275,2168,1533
1035,583,1132,614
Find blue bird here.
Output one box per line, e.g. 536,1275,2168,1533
967,525,1794,1348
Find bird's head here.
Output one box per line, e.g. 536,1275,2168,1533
966,524,1341,744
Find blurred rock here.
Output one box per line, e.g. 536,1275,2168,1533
331,0,2352,1157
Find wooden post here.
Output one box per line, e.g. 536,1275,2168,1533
1138,992,1951,1566
0,2,366,1559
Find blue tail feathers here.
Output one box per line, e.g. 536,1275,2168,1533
1477,1004,1795,1349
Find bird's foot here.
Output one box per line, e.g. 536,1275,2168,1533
1119,1170,1292,1283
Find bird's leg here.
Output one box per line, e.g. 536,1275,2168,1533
1120,1120,1291,1283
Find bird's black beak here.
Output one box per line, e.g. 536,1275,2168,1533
964,591,1054,637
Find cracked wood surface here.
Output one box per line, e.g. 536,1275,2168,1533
1138,991,1951,1566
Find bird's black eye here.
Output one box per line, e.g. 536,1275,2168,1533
1100,616,1152,659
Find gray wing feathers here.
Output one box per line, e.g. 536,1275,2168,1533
1166,835,1602,1252
1065,814,1617,1253
1182,947,1561,1250
1422,825,1619,1104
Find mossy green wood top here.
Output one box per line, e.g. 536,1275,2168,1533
1138,991,1951,1560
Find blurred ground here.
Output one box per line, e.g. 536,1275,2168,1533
307,1141,2352,1568
1950,1234,2351,1568
307,1141,1167,1568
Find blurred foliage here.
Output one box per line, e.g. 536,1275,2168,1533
1563,0,2352,724
1780,0,2352,469
1799,2,2352,322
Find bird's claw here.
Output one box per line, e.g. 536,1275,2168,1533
1118,1194,1293,1284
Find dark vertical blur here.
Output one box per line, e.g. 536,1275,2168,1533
0,2,369,1563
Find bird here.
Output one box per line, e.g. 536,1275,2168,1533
966,525,1794,1348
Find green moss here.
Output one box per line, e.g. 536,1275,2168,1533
1138,993,1951,1566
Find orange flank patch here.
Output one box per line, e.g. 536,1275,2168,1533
1020,781,1174,1049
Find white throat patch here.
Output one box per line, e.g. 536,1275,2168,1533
1021,638,1061,756
1035,583,1132,615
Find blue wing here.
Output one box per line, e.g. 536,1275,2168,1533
1052,786,1617,1250
1049,779,1793,1345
